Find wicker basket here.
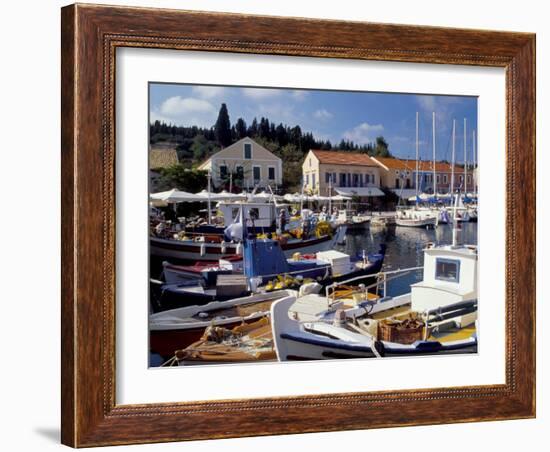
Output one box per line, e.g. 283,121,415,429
378,318,424,344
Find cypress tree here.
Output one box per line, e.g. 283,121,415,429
214,103,232,147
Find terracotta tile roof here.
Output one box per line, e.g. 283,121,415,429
150,148,179,169
311,149,378,167
372,156,465,173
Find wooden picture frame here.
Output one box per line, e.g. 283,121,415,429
61,3,536,447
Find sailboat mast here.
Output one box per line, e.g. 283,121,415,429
207,170,212,223
473,129,477,198
451,120,458,247
328,178,332,214
415,111,419,198
464,118,468,195
432,112,436,197
451,120,456,197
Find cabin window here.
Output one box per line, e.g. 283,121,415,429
219,165,228,179
244,143,252,159
268,166,275,180
435,258,460,283
248,208,260,221
253,166,261,181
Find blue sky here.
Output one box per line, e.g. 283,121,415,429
150,83,478,163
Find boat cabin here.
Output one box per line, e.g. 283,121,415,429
217,201,290,229
410,245,478,313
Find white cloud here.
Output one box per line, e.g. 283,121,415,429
416,95,437,112
342,122,384,144
160,96,215,115
241,87,283,99
415,95,466,127
154,96,217,128
245,102,304,127
291,90,308,101
313,109,333,120
309,130,334,143
191,86,226,99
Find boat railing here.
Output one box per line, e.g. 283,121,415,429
325,266,423,306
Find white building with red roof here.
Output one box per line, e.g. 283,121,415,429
301,149,384,197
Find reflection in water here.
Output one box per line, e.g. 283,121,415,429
336,223,478,297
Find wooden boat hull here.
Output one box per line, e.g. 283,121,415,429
173,318,276,364
150,231,342,262
149,290,296,358
151,319,253,358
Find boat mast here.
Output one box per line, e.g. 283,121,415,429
451,120,458,247
452,185,459,247
207,170,212,223
473,129,477,198
464,118,467,196
432,112,436,197
451,119,456,199
415,111,419,201
328,177,332,214
300,176,305,214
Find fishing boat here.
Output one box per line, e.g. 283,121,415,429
152,237,386,311
335,209,370,230
162,255,243,285
149,289,296,358
395,208,437,228
370,214,396,228
150,201,347,262
270,207,478,361
163,317,276,365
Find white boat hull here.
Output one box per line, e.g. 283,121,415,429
395,217,437,228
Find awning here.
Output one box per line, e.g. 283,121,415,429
390,188,418,200
335,187,384,197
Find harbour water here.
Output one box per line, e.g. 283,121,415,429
336,222,478,297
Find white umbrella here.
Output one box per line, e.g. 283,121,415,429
194,190,238,201
284,193,310,202
310,194,330,201
250,191,284,202
149,188,201,203
329,194,352,201
218,190,247,200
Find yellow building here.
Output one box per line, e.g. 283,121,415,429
198,137,282,190
302,150,384,197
